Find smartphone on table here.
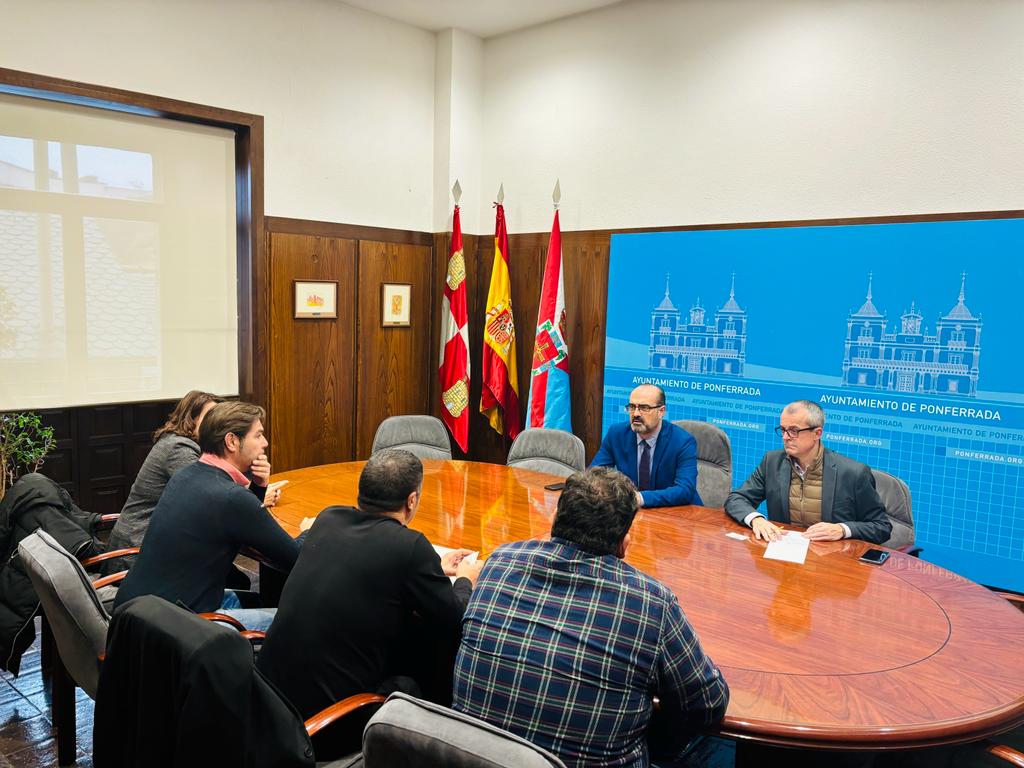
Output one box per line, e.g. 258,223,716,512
859,548,890,565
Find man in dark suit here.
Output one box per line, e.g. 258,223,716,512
725,400,892,544
590,384,703,508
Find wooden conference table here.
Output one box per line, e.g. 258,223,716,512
268,459,1024,751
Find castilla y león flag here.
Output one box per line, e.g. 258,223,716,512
527,209,571,431
439,204,470,451
480,203,521,439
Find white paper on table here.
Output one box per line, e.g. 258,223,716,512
433,544,479,583
763,531,809,564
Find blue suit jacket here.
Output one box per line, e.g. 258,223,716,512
590,421,703,507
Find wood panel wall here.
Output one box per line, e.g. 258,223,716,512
268,232,357,471
37,400,176,514
265,217,612,472
265,218,438,471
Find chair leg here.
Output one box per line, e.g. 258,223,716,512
40,613,54,673
52,653,77,766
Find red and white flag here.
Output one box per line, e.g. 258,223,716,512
439,204,470,452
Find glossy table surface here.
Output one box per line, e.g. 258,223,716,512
269,460,1024,750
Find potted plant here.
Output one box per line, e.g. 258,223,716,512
0,412,56,502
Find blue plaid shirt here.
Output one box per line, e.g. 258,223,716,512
452,538,729,768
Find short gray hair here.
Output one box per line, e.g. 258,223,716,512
783,400,825,428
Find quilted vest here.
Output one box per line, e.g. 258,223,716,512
788,448,824,528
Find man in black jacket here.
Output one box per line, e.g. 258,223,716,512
257,449,481,744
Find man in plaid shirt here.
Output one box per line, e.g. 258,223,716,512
453,467,729,767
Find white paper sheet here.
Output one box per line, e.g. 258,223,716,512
433,545,479,583
763,531,810,564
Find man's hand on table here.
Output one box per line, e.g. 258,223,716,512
751,516,784,542
803,522,846,541
299,516,315,533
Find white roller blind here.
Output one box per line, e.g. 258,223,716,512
0,92,238,409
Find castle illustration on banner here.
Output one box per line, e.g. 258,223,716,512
648,274,747,376
647,272,982,397
841,273,982,397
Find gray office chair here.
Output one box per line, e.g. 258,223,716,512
672,420,732,507
371,415,453,460
361,692,566,768
19,529,128,765
872,469,918,554
506,428,585,478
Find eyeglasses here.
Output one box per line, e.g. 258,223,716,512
774,426,817,439
625,403,663,414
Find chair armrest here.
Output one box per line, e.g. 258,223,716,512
987,742,1024,767
240,630,265,644
92,571,128,590
96,513,120,531
994,591,1024,612
304,693,386,737
198,612,247,631
80,547,140,569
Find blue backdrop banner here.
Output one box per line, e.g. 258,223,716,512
603,216,1024,591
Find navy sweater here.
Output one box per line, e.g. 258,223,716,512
114,461,300,613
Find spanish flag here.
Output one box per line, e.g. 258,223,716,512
480,203,521,439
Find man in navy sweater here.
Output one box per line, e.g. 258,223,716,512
591,384,702,508
114,401,311,629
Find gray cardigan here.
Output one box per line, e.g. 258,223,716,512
107,434,200,562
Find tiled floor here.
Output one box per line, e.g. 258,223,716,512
0,557,262,767
0,620,93,768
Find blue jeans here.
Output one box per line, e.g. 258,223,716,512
219,590,277,632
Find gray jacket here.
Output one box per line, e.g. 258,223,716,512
724,447,892,544
107,434,200,563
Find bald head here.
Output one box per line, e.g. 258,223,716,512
627,384,666,438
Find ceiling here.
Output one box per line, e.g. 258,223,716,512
340,0,626,39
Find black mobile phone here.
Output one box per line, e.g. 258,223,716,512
859,548,890,565
544,482,566,491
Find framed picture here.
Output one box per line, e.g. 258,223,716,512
381,283,412,327
294,280,338,319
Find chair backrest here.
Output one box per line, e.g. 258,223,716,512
872,469,914,551
371,416,453,460
672,420,732,507
506,429,585,478
18,529,109,698
362,692,566,768
94,595,314,768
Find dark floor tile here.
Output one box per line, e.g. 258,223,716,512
4,737,58,768
20,693,49,721
0,684,28,708
9,673,46,700
0,697,44,729
0,715,52,754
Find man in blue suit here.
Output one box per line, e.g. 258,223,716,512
591,384,703,508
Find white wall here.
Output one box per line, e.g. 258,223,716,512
0,0,437,231
434,30,485,233
481,0,1024,233
3,0,1022,235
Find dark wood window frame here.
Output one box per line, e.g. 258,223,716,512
0,66,267,410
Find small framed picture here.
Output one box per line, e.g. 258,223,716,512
294,280,338,319
382,283,412,327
